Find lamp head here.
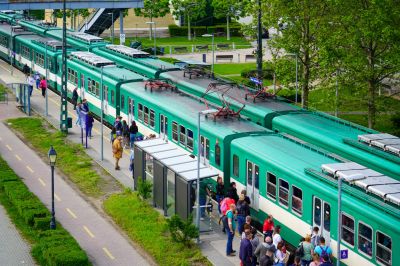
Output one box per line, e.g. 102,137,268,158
48,145,57,166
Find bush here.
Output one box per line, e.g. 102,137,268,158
167,214,199,247
168,24,242,37
0,156,90,266
277,89,301,103
137,178,152,200
241,68,274,81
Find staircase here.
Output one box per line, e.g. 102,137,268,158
79,8,123,36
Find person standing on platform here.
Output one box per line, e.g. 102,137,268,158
75,103,82,126
112,136,123,170
215,176,224,215
22,64,29,77
240,231,254,266
34,71,40,89
224,204,236,256
129,149,135,180
263,215,275,238
272,225,282,248
39,76,47,98
226,182,239,203
236,194,250,235
72,87,79,110
26,74,35,97
85,113,94,138
129,121,138,148
81,98,89,113
122,120,129,148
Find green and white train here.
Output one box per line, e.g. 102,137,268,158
0,16,398,266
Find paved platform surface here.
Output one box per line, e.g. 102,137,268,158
0,59,244,265
0,204,36,266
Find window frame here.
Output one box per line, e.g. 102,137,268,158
121,94,125,110
266,172,277,200
144,106,149,125
278,178,289,207
232,154,239,177
172,122,178,141
179,125,186,146
138,104,143,121
291,185,303,216
150,109,155,128
215,142,221,166
187,129,193,151
375,231,392,266
358,221,373,258
341,212,355,247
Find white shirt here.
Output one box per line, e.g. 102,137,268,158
273,233,282,248
27,76,35,87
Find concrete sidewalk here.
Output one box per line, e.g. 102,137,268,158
0,59,243,265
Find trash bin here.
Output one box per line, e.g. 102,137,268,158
202,54,206,63
67,117,72,128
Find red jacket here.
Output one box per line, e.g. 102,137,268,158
263,219,274,232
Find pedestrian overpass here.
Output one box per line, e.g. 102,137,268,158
0,0,142,10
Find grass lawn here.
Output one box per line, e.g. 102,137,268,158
7,117,110,197
214,63,256,76
104,190,211,266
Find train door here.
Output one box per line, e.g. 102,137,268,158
103,85,109,115
160,114,168,139
246,161,260,211
313,196,331,244
80,74,85,99
200,136,210,165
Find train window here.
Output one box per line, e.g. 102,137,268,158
247,161,253,185
314,198,322,226
103,86,108,101
0,35,7,47
292,186,302,215
172,122,178,141
35,52,44,66
376,231,391,266
358,222,373,257
179,125,186,145
279,179,289,207
95,82,100,97
266,173,276,199
233,155,239,177
255,165,259,189
150,110,155,128
138,104,143,121
144,106,149,125
87,78,93,93
21,45,30,59
111,90,115,105
341,213,354,246
187,129,193,151
323,202,331,232
215,142,221,166
121,95,125,110
128,98,132,114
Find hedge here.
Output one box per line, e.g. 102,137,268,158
168,24,242,37
0,157,90,266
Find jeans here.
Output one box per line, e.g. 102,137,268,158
274,263,284,266
216,195,224,214
237,215,246,235
301,259,312,266
226,230,234,255
36,80,40,89
86,126,92,138
129,133,136,148
28,85,33,97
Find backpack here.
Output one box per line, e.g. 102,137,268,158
295,242,304,257
222,210,232,229
320,246,331,262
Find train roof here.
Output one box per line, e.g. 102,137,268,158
0,23,32,35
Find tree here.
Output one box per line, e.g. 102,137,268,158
134,0,170,40
262,0,329,108
171,0,207,40
326,0,400,128
211,0,248,40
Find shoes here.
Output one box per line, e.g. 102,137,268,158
200,217,205,221
115,167,120,170
232,250,236,253
227,253,236,257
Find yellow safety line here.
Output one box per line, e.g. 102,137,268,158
102,247,115,260
66,208,77,219
83,225,95,238
38,178,46,187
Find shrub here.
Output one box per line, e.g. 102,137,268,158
168,24,242,37
34,217,52,230
277,89,301,103
167,214,199,247
137,178,152,200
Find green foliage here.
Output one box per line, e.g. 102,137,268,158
8,117,103,197
168,24,242,37
171,0,207,22
0,156,90,266
104,191,210,265
137,178,152,200
29,10,45,20
167,215,199,247
134,0,170,20
211,0,249,19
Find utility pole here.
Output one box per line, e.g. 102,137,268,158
256,0,263,88
60,0,68,133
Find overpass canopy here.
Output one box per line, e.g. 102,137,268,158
0,0,143,10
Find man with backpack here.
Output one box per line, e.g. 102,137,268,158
314,237,332,263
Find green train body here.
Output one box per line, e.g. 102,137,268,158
0,14,399,266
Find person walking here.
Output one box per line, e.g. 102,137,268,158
255,236,276,263
236,194,250,235
250,227,259,266
112,135,123,170
129,121,138,148
240,231,253,266
110,127,117,144
224,203,236,256
263,214,275,237
274,242,286,266
122,120,129,148
72,87,79,110
272,225,282,248
26,74,35,97
114,116,122,135
300,234,314,266
75,103,82,126
311,227,321,247
34,71,40,89
314,237,332,263
39,76,47,98
85,113,94,138
309,253,320,266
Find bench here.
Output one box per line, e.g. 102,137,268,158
245,54,256,62
196,45,208,51
174,46,188,53
216,43,229,49
215,54,234,62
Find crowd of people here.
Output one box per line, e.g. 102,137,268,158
210,180,334,266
